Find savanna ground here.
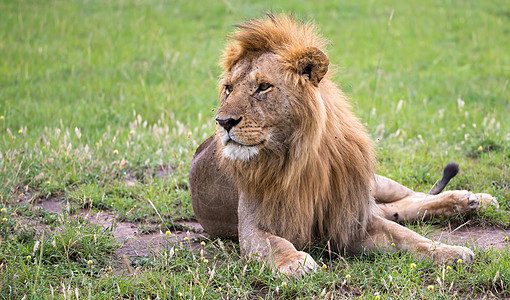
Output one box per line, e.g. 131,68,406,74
1,0,509,298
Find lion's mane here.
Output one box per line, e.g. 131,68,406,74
219,15,376,251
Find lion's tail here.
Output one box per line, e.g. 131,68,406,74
428,162,459,195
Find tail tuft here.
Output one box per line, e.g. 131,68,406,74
429,163,459,195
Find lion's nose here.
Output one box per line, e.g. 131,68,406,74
216,117,242,133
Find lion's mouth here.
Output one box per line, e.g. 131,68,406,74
218,130,264,148
227,138,263,148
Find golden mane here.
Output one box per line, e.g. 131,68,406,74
220,14,376,251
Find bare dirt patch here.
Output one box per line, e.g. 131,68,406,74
431,224,509,251
34,199,209,260
33,199,509,261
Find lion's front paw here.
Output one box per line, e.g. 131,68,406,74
429,244,474,265
274,251,318,277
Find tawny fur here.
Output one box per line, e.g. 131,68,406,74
218,14,375,251
190,15,498,275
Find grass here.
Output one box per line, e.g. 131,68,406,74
0,0,509,298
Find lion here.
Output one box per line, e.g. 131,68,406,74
189,14,498,277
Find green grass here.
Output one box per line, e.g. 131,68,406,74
1,0,509,298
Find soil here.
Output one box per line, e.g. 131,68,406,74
430,224,509,251
34,199,509,263
35,199,209,259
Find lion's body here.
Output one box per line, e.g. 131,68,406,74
226,76,375,251
189,14,497,276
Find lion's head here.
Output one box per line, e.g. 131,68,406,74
216,15,329,162
215,14,376,250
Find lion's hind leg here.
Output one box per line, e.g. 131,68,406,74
377,190,498,222
373,163,460,205
360,215,474,264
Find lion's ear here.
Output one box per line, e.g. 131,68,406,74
294,47,329,86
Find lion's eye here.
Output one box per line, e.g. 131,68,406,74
224,85,233,96
257,83,272,92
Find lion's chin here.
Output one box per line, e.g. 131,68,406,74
222,140,262,162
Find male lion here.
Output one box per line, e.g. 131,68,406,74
189,14,497,276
